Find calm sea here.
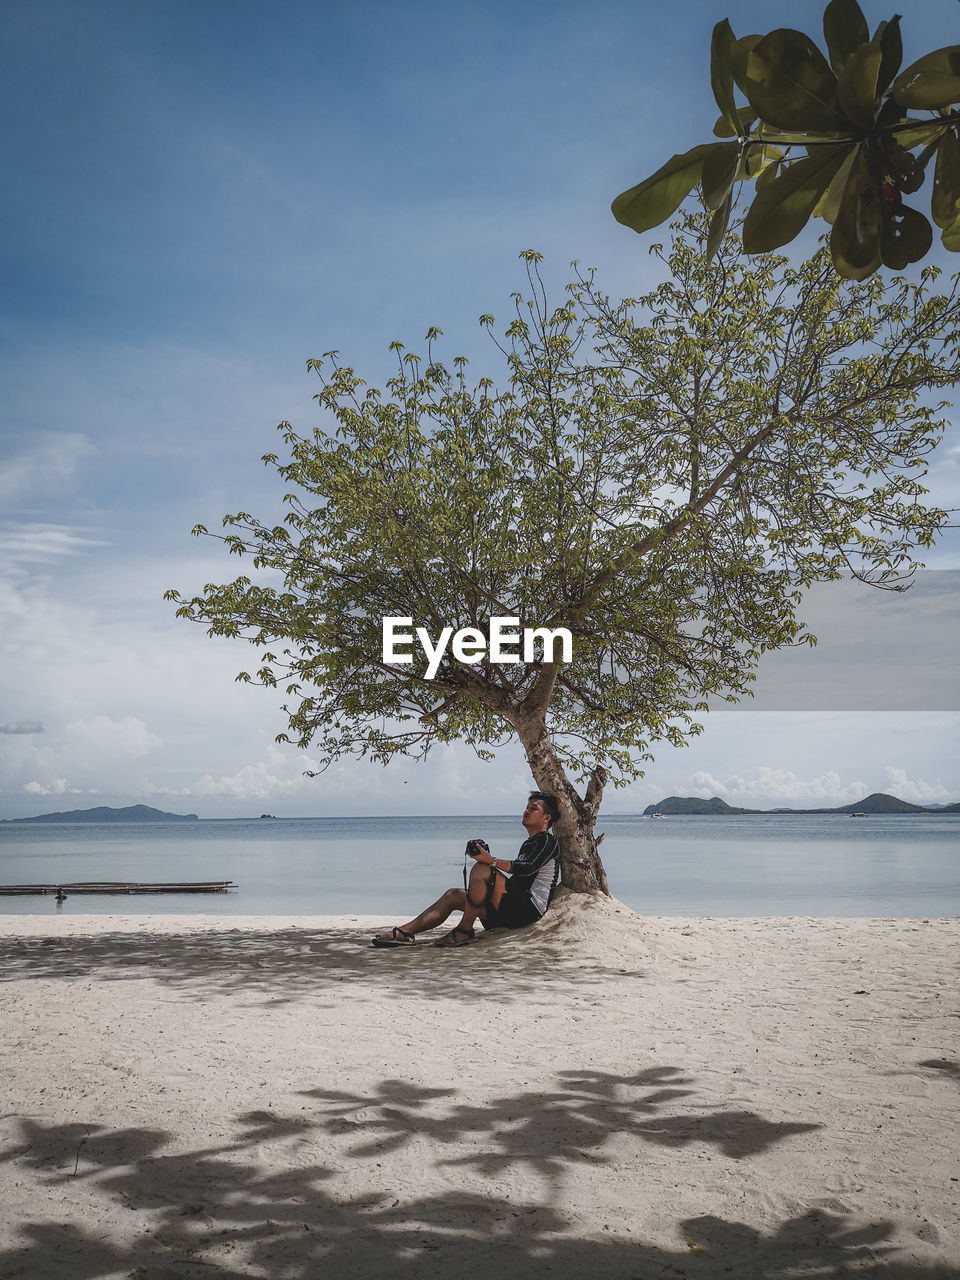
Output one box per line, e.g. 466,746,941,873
1,813,958,918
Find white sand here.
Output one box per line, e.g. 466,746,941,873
1,890,958,1278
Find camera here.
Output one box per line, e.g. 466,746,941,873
465,838,489,857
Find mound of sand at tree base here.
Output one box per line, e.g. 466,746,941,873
0,896,958,1278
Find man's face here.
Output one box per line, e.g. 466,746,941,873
523,797,550,830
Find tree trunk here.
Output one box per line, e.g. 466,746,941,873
515,712,610,896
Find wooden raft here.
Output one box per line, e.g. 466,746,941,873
0,881,237,896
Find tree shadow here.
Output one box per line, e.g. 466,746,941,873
8,1065,946,1278
1,1107,955,1279
300,1066,820,1177
0,920,645,1006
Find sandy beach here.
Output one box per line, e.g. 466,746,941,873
1,890,958,1278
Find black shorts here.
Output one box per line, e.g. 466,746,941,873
482,876,542,930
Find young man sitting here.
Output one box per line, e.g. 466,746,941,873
372,791,561,948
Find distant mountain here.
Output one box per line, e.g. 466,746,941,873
4,804,199,824
642,792,947,816
643,795,754,815
834,792,926,814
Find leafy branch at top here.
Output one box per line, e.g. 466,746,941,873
613,0,960,278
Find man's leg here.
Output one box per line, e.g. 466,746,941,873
393,886,468,937
434,862,507,944
405,859,497,932
376,861,500,939
374,862,504,945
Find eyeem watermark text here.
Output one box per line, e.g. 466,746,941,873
382,617,573,680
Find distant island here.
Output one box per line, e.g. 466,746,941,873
643,792,960,816
2,804,199,824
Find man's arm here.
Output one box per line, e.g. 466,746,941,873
468,842,513,874
469,831,559,875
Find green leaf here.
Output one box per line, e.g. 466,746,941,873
757,127,837,144
710,20,740,136
742,145,852,252
813,144,859,223
932,128,960,229
739,141,773,179
706,190,733,259
882,138,924,194
612,144,725,233
873,17,903,97
893,45,960,109
731,34,762,95
754,155,784,191
892,120,949,150
916,135,947,178
836,42,882,129
713,105,757,138
701,141,741,209
743,28,847,132
880,203,933,270
823,0,869,72
942,214,960,251
830,146,882,278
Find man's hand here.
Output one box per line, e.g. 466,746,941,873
466,838,492,864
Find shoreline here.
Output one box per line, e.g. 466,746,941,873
3,907,959,926
2,896,958,1276
2,908,957,934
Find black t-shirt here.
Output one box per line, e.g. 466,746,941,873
506,829,561,915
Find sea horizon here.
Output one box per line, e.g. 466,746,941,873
4,784,958,825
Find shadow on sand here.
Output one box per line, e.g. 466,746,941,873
0,918,646,1005
2,1066,955,1279
297,1066,821,1171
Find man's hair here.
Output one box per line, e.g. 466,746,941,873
529,791,559,826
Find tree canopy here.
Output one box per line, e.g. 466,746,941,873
613,0,960,278
167,218,960,893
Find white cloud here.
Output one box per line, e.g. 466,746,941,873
142,739,531,811
882,767,952,804
0,721,44,735
64,715,162,759
0,523,111,565
5,717,162,802
688,767,869,807
23,778,93,798
0,432,96,507
173,745,322,801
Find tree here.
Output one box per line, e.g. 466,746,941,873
613,0,960,279
167,218,960,895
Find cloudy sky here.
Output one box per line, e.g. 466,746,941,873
2,0,958,820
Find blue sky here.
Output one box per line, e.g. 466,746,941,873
1,0,958,819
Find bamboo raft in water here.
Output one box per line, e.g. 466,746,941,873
0,881,237,896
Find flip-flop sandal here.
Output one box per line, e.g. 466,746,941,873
433,926,477,948
371,926,416,948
